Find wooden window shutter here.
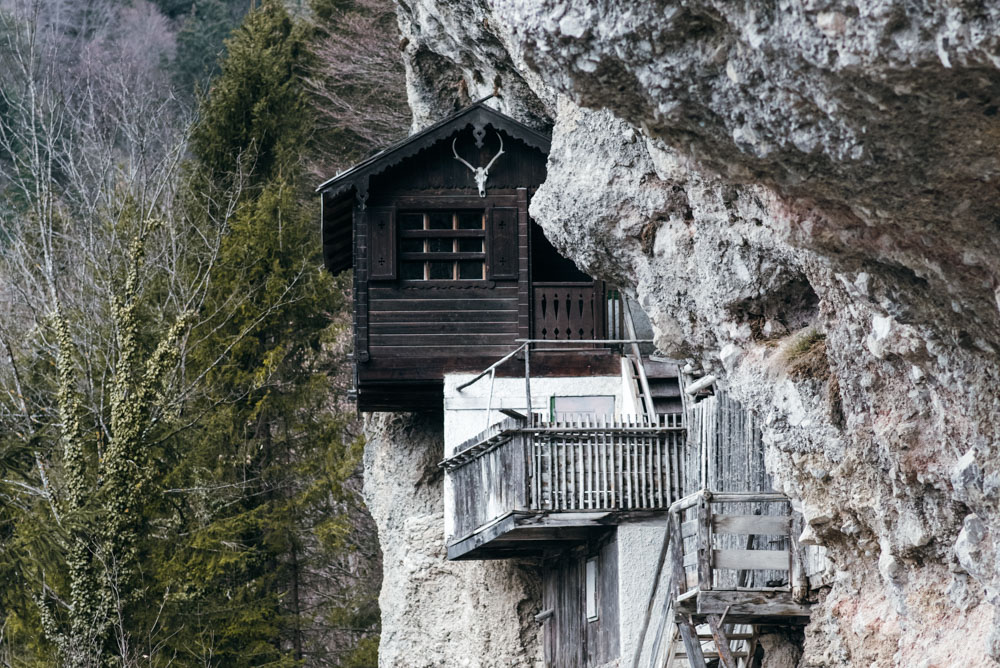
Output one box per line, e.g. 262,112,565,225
488,206,518,280
368,207,396,280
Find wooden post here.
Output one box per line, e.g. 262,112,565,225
669,513,706,666
523,343,532,425
706,614,737,668
697,494,713,590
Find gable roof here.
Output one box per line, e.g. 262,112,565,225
316,98,551,200
318,99,551,275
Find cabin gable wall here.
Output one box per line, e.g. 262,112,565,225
354,126,547,411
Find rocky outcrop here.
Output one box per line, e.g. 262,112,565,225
377,1,1000,666
363,413,542,667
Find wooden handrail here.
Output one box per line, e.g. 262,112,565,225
622,298,657,417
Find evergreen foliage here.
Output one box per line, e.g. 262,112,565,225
172,0,240,98
0,0,395,665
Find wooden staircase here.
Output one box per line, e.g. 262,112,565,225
643,359,683,415
663,619,760,667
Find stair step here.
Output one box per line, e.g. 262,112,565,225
695,633,754,640
675,650,750,659
647,380,682,398
642,359,680,379
653,397,684,414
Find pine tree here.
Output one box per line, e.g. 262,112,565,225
155,2,376,664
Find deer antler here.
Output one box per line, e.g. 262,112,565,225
452,138,477,172
484,133,505,171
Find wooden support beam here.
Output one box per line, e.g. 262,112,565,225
677,620,706,668
690,589,814,619
707,614,738,668
669,514,706,665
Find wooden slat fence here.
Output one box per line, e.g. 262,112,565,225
685,389,829,588
442,413,686,541
530,414,685,511
670,491,799,597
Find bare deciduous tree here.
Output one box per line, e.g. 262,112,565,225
305,0,410,174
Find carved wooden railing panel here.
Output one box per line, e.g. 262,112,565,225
532,281,603,340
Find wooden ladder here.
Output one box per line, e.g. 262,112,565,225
662,618,759,668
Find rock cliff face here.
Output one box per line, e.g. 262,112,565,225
368,1,1000,666
363,413,542,667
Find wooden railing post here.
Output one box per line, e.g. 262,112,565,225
697,493,713,590
669,511,706,665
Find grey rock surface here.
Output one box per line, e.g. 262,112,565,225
366,1,1000,665
363,413,542,667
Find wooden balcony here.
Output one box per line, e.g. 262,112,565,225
441,413,685,560
668,491,813,625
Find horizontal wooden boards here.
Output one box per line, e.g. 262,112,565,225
713,549,789,571
356,381,443,413
369,298,517,311
370,321,518,335
359,350,621,383
368,281,520,354
370,309,518,323
369,285,518,299
712,514,791,536
676,589,813,623
370,333,516,347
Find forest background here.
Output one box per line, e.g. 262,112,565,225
0,0,409,664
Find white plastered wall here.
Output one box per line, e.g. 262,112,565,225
616,522,673,667
442,373,625,455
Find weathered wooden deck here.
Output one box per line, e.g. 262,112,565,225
442,413,685,560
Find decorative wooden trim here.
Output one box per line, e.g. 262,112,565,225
317,103,551,198
368,206,396,281
354,204,370,362
488,204,519,280
517,188,531,343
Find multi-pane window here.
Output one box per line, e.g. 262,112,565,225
399,211,486,281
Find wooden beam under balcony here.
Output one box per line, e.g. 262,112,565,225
447,509,667,561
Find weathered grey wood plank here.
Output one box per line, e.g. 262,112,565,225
697,497,713,589
693,589,813,619
712,514,791,536
706,614,738,668
713,549,790,572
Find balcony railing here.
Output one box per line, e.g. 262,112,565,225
442,414,685,543
531,282,626,341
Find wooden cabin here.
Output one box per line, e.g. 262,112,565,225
318,101,620,412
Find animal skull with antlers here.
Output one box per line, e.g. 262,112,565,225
452,132,504,197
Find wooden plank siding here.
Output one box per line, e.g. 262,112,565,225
327,112,629,411
542,537,621,668
449,433,528,541
364,282,520,381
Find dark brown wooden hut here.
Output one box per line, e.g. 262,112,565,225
318,100,619,411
